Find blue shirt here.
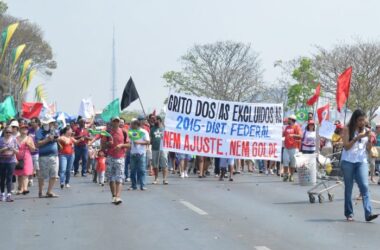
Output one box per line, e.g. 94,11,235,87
36,128,58,157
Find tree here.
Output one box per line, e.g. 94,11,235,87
0,11,56,109
163,41,263,102
0,1,7,15
313,40,380,119
275,58,318,111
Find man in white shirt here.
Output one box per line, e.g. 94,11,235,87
128,119,150,191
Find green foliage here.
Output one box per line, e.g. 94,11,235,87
0,1,7,15
287,58,317,111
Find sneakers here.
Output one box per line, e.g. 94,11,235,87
60,184,64,189
65,184,71,188
114,197,122,205
126,178,131,182
0,193,5,201
6,194,13,202
112,197,116,204
28,180,33,187
180,172,185,179
184,172,189,178
152,180,158,185
163,180,169,185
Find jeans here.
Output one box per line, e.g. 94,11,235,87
74,146,88,175
341,160,373,219
0,162,15,194
59,154,74,185
214,158,220,175
130,154,146,190
125,151,130,179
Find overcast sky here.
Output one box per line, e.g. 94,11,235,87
7,0,380,115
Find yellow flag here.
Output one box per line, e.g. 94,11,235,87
20,58,32,81
22,68,36,92
0,22,19,63
12,44,26,66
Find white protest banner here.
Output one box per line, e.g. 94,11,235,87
163,92,283,161
319,120,335,139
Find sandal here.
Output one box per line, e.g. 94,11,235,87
46,193,59,198
38,192,44,198
22,190,30,195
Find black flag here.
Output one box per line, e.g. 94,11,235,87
121,77,139,110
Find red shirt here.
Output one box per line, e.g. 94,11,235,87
74,127,90,147
107,128,128,159
59,137,74,155
96,156,106,172
283,124,302,149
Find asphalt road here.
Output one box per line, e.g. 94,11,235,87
1,171,379,250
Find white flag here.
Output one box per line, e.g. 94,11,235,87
78,98,95,119
57,112,67,129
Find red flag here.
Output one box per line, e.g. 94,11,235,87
317,103,330,124
306,83,321,106
22,102,43,119
336,67,352,112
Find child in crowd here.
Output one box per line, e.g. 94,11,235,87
96,150,106,186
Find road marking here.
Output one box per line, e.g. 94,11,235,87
255,247,271,250
180,200,208,215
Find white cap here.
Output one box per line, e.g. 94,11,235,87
9,120,19,127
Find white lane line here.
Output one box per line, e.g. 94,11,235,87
255,247,271,250
180,200,208,215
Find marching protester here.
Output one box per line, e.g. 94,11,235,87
129,118,150,190
150,116,169,185
106,116,129,204
28,117,41,187
15,124,35,195
58,126,81,189
282,115,302,182
177,153,190,178
219,158,234,181
366,124,378,183
301,120,316,154
341,109,378,222
73,118,91,177
0,126,18,202
36,117,59,198
95,150,106,186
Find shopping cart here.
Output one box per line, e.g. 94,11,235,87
306,149,343,204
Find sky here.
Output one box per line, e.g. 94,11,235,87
6,0,380,115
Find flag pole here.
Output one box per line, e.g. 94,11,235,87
138,97,147,117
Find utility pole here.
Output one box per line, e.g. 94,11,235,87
111,26,116,101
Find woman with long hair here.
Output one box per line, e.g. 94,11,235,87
58,126,81,189
15,125,35,195
341,109,378,222
301,120,316,154
0,126,19,202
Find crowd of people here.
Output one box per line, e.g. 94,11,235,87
0,109,379,221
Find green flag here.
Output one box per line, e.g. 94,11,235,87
296,109,308,122
88,129,112,137
101,98,120,122
128,129,145,141
0,96,17,121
